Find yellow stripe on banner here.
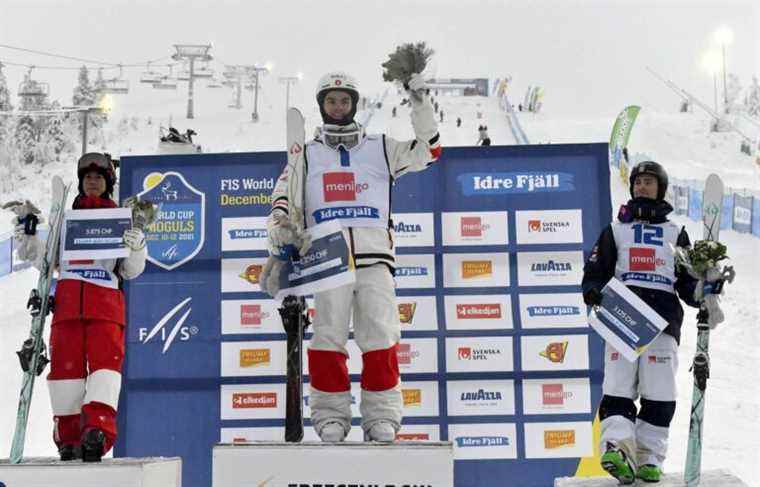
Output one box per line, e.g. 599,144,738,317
574,410,607,477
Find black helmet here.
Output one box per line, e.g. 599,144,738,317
77,152,117,197
629,160,668,200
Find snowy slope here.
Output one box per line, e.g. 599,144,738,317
0,90,757,485
520,110,760,192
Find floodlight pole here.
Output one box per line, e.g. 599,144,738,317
172,44,213,119
279,76,300,109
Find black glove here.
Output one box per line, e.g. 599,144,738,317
583,288,603,306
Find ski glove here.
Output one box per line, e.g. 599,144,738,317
124,228,146,251
583,288,603,307
407,73,427,103
259,255,285,298
267,210,312,260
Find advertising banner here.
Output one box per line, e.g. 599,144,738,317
732,194,752,234
117,143,611,487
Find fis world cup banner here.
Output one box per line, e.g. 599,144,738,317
116,145,611,487
587,277,668,362
136,171,205,270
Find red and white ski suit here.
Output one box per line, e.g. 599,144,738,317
47,197,146,454
268,96,441,436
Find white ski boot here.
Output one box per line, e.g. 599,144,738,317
318,421,347,442
364,421,396,442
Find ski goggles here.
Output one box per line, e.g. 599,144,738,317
78,152,112,172
322,124,362,150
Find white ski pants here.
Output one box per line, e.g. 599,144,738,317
600,333,679,467
307,265,402,437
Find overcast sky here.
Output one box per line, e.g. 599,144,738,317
1,0,758,116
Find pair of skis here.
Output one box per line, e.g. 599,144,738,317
10,176,71,464
683,174,735,486
280,108,310,442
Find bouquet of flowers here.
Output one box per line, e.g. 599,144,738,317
123,196,158,231
381,42,435,88
674,240,728,280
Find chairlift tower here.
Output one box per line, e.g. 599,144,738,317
171,44,213,119
248,64,269,122
18,67,50,111
223,65,257,111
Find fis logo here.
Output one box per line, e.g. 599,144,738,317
397,302,417,324
240,304,269,327
323,172,369,202
239,264,263,285
544,430,576,449
402,388,422,407
232,392,277,409
629,247,665,271
462,260,493,279
542,383,573,406
162,244,179,261
138,297,198,354
456,303,501,319
239,349,271,368
611,351,620,361
540,341,568,363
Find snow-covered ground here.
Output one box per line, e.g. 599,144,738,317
0,87,758,485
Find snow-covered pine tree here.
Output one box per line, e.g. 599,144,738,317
725,73,742,114
72,66,96,107
0,62,13,112
0,62,11,163
15,115,38,165
43,101,71,160
745,76,760,117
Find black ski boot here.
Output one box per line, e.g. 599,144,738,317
81,429,105,463
58,444,81,461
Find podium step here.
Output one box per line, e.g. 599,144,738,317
0,457,182,487
213,441,453,487
554,469,748,486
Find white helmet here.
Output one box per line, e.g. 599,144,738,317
315,71,360,125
